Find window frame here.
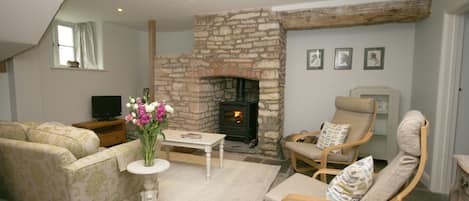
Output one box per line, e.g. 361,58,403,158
52,21,77,68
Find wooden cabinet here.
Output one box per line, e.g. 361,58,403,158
72,119,126,147
350,86,400,162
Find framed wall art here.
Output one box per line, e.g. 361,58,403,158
306,49,324,70
334,48,353,70
364,47,385,70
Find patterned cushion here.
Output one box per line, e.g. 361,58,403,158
0,121,29,141
27,122,100,159
316,121,350,154
326,156,374,201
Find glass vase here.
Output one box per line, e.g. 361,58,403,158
139,131,157,167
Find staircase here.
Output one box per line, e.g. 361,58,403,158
0,0,63,61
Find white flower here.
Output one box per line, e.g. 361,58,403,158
131,112,136,117
130,98,135,104
133,104,138,110
150,101,159,108
145,104,155,113
165,105,174,113
132,119,137,124
126,103,131,108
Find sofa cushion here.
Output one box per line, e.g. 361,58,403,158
0,121,29,141
27,122,100,159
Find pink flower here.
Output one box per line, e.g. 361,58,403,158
136,97,142,104
156,103,166,122
125,114,133,122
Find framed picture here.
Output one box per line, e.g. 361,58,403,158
306,49,324,70
364,47,385,70
334,48,353,70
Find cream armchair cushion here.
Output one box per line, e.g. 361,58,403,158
28,122,100,159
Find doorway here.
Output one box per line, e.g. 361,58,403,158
454,13,469,156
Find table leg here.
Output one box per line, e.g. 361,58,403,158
205,146,212,180
165,146,170,161
219,140,224,168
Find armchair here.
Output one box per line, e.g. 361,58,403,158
287,96,376,181
266,111,428,201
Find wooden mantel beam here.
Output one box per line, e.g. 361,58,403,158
277,0,432,30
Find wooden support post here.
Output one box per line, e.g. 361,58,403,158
148,20,156,102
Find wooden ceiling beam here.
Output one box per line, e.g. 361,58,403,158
277,0,431,30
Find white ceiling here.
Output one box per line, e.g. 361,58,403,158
56,0,330,32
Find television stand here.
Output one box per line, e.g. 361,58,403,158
72,119,126,147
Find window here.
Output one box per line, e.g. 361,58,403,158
53,21,98,69
56,24,76,66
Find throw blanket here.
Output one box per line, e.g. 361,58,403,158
109,140,142,171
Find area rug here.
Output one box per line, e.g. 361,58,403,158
158,152,280,201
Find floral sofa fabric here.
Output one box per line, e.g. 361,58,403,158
0,121,145,201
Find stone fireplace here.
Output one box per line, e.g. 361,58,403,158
155,8,286,157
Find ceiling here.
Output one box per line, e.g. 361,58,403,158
56,0,330,32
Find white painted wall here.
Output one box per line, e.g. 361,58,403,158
0,72,11,121
156,30,193,56
284,23,415,136
11,22,147,124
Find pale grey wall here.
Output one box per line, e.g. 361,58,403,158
11,22,147,124
284,23,416,136
156,30,193,56
0,72,12,120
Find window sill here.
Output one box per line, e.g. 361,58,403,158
51,67,106,72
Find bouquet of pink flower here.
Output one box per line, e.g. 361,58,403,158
125,96,174,166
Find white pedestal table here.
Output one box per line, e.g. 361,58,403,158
127,159,170,201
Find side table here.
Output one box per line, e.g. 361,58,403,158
127,159,170,201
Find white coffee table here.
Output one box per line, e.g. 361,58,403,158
127,159,170,201
161,129,225,180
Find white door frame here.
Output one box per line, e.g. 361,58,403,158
431,1,469,193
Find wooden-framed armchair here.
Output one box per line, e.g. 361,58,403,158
286,96,376,181
265,111,428,201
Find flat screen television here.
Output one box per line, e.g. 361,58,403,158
92,96,122,120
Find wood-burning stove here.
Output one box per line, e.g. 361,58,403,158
219,78,258,143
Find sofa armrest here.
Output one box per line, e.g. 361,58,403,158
0,138,76,201
64,140,146,201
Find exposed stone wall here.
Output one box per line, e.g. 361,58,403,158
155,8,286,157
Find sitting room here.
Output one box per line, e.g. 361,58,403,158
1,0,468,200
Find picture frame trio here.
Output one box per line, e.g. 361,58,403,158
306,47,385,70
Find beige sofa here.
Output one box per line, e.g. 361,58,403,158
0,121,145,201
